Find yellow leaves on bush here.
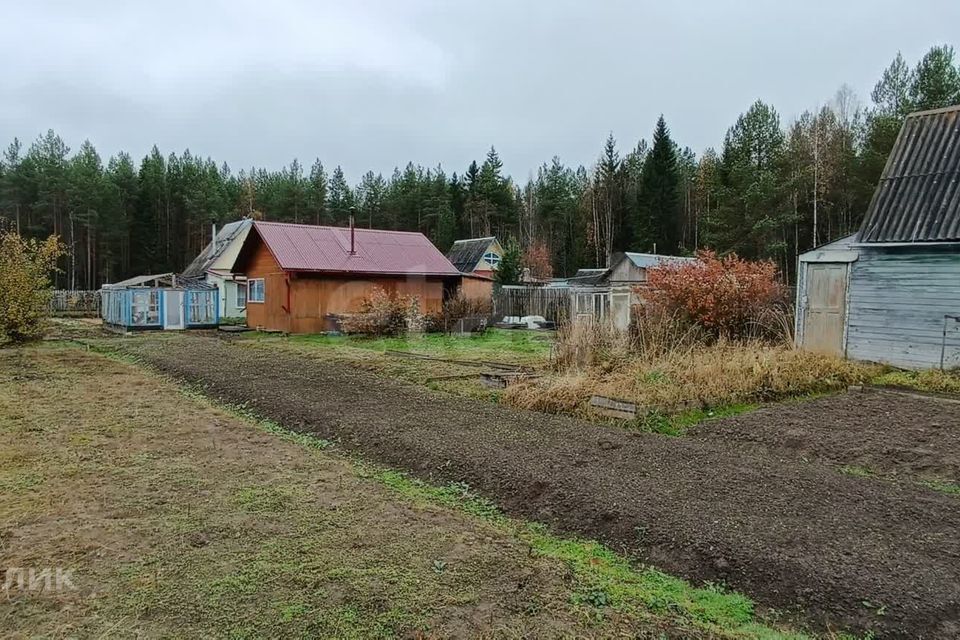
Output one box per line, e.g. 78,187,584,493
0,231,67,343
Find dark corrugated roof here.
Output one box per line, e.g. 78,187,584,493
859,105,960,243
183,219,253,277
446,237,495,273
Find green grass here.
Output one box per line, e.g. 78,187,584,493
636,403,758,436
278,328,553,366
919,478,960,496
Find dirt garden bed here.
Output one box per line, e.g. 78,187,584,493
690,388,960,487
111,334,960,638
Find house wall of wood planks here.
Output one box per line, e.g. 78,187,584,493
244,240,446,333
458,275,494,303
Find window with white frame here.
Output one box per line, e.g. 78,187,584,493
248,278,265,303
236,282,247,308
131,290,160,326
482,251,501,269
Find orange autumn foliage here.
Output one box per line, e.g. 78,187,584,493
643,250,785,340
522,243,553,280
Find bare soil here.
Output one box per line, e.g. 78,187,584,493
114,335,960,639
691,389,960,484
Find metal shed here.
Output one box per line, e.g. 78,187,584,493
796,105,960,369
100,273,219,331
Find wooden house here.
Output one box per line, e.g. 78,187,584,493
796,105,960,369
182,219,253,320
446,237,503,278
231,221,461,333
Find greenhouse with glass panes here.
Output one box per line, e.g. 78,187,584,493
100,273,219,331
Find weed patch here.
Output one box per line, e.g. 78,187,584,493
873,369,960,396
506,341,875,423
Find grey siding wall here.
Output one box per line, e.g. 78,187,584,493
846,248,960,369
608,260,644,284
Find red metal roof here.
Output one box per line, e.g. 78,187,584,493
253,221,460,276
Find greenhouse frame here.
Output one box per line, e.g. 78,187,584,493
100,273,219,331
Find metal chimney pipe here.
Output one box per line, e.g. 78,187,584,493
349,213,356,255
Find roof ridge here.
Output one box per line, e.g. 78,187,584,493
906,104,960,118
254,220,428,237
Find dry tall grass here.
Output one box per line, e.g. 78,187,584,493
508,311,876,417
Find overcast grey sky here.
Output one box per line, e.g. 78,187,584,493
2,0,957,181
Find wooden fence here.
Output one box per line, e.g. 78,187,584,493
493,286,570,322
49,290,101,317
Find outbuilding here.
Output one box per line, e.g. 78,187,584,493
796,105,960,369
231,220,461,333
100,273,219,331
569,252,695,329
182,219,253,320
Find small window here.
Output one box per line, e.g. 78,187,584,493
483,251,501,269
248,278,265,303
593,293,608,318
236,282,247,308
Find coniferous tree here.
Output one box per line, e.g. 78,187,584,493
636,116,680,253
493,238,522,286
712,101,785,261
306,159,328,225
909,45,960,111
326,166,354,225
103,152,137,281
132,147,166,276
356,171,386,228
66,140,104,289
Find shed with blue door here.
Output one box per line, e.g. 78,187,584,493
100,273,219,331
796,105,960,369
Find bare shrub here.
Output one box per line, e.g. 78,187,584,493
522,242,553,280
426,293,493,334
339,287,417,337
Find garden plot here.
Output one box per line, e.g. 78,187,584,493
114,333,960,639
691,388,960,492
4,345,759,639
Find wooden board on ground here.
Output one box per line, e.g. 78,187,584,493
481,371,540,389
589,395,638,420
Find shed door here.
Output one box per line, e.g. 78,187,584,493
610,292,631,331
164,291,185,330
802,263,848,356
